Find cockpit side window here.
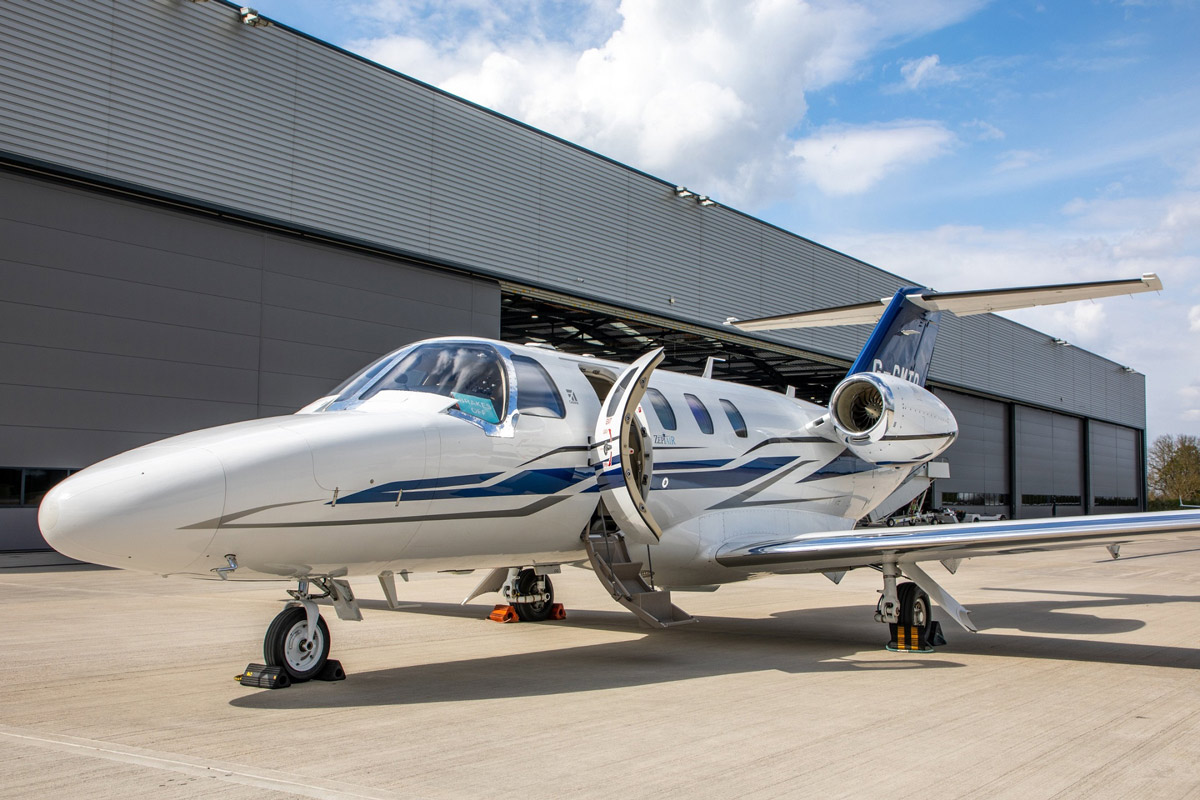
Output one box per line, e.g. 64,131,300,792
512,355,565,419
360,343,508,423
328,353,396,405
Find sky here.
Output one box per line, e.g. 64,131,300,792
245,0,1200,441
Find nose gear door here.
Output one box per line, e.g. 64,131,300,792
592,348,664,546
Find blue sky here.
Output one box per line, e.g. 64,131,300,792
246,0,1200,440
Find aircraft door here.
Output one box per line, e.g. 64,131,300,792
592,348,664,546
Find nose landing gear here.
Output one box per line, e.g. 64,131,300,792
264,605,330,681
239,579,350,689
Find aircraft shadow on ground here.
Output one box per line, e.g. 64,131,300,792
229,614,958,711
229,589,1199,710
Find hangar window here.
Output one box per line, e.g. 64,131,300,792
360,343,508,424
0,468,19,506
720,399,748,438
645,388,677,431
684,394,715,435
0,467,76,507
513,355,565,418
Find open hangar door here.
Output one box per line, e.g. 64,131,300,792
499,284,848,401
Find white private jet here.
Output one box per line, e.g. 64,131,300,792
39,273,1200,682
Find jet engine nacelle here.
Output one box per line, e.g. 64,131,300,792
825,372,957,464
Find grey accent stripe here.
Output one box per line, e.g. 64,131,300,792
211,495,574,529
180,500,316,530
743,437,835,456
708,460,815,510
517,444,590,467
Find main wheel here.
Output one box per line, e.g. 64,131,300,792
264,606,330,682
897,581,930,632
512,569,554,622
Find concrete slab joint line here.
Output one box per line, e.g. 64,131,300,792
0,725,413,800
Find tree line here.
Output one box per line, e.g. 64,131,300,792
1148,434,1200,511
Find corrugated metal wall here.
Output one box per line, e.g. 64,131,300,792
0,170,498,548
0,0,1145,430
1090,421,1143,511
934,390,1011,516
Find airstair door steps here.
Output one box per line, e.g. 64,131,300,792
583,520,695,629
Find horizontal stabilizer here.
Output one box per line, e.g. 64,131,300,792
715,508,1200,572
732,273,1161,332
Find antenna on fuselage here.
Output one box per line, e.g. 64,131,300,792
702,356,726,380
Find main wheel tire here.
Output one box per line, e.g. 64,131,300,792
512,569,554,622
886,518,896,527
896,581,930,632
264,606,330,682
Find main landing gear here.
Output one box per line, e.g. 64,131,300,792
875,562,950,652
506,568,555,621
469,566,566,623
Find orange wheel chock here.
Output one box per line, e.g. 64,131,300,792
488,604,520,623
549,603,566,620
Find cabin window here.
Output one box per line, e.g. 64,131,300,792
720,399,748,438
512,355,565,419
360,343,508,423
684,393,715,434
645,388,677,431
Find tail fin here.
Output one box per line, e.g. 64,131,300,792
847,288,938,387
731,273,1162,387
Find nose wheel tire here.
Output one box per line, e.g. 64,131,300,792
264,606,330,682
513,569,554,622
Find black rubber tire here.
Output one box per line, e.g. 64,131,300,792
886,518,896,527
513,569,554,622
897,581,931,632
264,606,330,682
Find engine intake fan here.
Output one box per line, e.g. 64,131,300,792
825,372,957,464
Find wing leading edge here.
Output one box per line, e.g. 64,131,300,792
716,509,1200,573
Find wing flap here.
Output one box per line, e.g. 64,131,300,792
715,509,1200,571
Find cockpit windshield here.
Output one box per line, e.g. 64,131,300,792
356,343,508,423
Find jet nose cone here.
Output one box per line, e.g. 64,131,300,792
40,446,226,573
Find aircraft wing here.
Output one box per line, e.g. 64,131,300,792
716,509,1200,572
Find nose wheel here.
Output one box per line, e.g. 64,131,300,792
264,605,330,681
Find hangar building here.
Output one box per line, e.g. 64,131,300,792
0,0,1145,551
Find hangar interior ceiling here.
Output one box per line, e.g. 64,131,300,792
499,288,849,403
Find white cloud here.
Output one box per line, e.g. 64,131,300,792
791,121,956,195
995,148,1048,172
1189,304,1200,332
896,54,961,90
963,119,1005,141
352,0,982,205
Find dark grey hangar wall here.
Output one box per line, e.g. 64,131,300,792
0,171,499,549
0,0,1144,548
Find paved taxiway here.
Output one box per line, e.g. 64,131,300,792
2,536,1199,799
